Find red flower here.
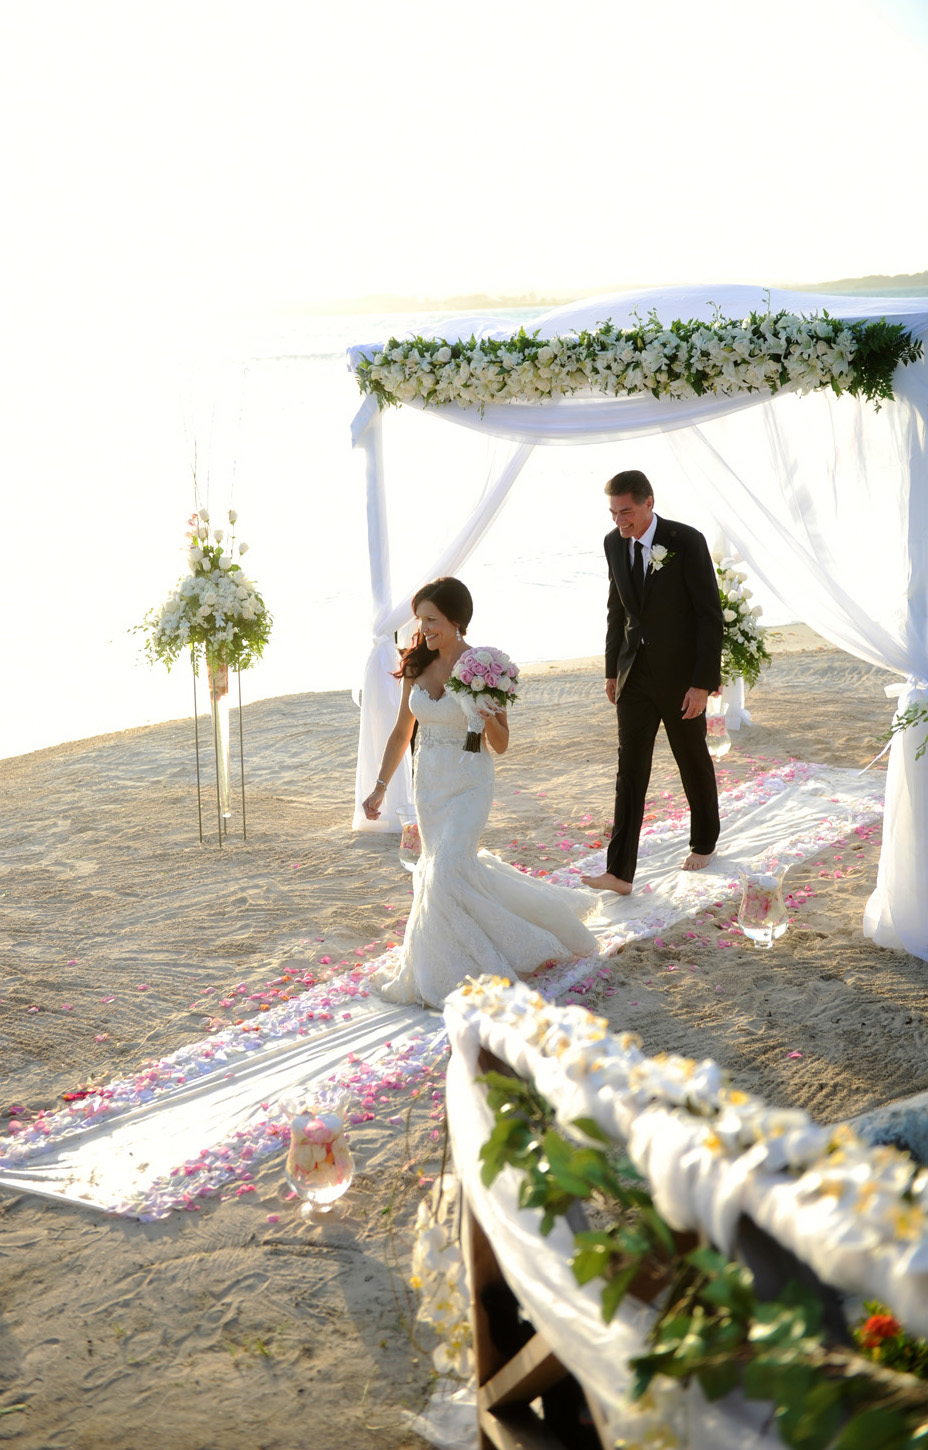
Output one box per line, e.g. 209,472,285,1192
859,1313,901,1349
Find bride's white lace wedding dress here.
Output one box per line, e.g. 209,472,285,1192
371,684,599,1008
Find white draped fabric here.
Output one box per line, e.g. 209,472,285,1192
348,283,928,959
351,394,530,831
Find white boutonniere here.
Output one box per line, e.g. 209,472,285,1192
649,544,675,573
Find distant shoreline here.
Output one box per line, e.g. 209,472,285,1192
286,272,928,316
0,625,828,769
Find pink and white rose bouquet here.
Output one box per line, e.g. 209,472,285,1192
447,646,520,752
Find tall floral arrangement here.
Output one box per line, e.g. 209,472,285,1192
139,509,272,672
717,560,770,689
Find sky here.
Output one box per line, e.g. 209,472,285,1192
2,0,927,338
1,0,927,757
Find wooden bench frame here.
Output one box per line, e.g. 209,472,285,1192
460,1046,612,1450
463,1196,612,1450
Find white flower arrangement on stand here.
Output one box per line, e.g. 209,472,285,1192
141,509,272,675
139,508,272,842
717,559,770,690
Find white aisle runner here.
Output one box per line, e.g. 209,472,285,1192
0,764,883,1219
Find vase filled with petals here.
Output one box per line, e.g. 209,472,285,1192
738,864,789,948
397,807,421,872
705,694,731,758
280,1092,354,1221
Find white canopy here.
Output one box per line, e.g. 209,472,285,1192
347,284,928,962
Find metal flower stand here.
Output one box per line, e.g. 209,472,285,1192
191,649,247,845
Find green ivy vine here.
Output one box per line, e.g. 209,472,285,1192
478,1070,928,1450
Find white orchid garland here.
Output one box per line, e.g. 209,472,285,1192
354,309,921,413
410,1172,474,1378
139,509,272,672
717,559,771,688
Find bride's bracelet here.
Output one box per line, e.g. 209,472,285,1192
376,777,387,788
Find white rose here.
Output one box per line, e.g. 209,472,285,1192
474,650,492,665
472,677,486,691
198,508,210,523
434,346,452,364
241,604,255,620
213,528,224,543
751,604,763,617
723,608,737,623
228,509,238,524
197,525,208,541
218,554,233,570
238,542,249,555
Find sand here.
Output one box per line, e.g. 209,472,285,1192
1,626,926,1449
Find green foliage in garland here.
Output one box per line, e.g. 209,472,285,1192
885,703,928,762
478,1070,928,1449
355,309,923,414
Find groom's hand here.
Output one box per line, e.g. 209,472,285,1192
605,678,617,705
681,687,709,720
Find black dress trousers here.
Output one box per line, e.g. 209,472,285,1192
605,646,720,883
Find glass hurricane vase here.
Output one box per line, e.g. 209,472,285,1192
206,656,232,820
738,867,789,949
706,694,731,758
397,806,422,873
280,1092,354,1221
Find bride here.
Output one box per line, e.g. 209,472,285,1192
362,577,599,1008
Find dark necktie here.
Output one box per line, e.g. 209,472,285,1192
630,539,644,604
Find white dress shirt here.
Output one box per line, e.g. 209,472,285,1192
629,512,659,573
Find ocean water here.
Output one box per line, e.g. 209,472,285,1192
2,307,788,762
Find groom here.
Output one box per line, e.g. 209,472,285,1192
582,469,723,895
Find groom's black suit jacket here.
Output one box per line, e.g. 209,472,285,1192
604,516,723,700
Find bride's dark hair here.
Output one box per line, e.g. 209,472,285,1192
394,576,474,680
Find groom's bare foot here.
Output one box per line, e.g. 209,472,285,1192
682,851,713,872
581,871,633,895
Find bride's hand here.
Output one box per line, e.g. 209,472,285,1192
362,784,386,820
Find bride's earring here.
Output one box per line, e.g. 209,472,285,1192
455,627,461,641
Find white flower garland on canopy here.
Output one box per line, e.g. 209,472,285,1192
346,283,928,962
